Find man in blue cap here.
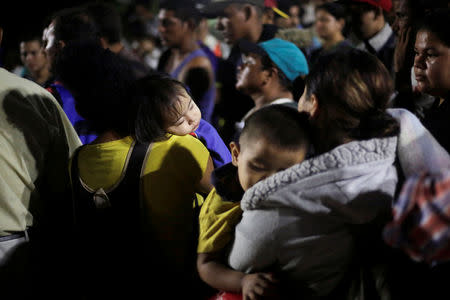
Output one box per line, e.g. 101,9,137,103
234,37,309,139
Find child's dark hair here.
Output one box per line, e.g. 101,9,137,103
134,72,191,143
240,105,311,151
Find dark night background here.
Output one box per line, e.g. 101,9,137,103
0,1,132,70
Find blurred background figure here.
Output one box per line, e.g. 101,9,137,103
131,31,162,70
345,0,396,75
18,33,53,87
42,6,100,144
194,0,231,59
271,0,323,59
196,16,231,59
299,0,316,27
126,0,160,39
84,1,152,77
308,1,351,66
123,0,163,70
262,0,292,29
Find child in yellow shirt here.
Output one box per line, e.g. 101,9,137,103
197,105,312,299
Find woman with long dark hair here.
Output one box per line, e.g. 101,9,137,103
226,48,450,299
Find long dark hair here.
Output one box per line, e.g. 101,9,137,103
304,48,399,149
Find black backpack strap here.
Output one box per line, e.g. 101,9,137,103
117,141,150,193
69,140,152,297
108,141,151,229
70,141,151,231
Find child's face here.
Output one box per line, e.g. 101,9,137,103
230,137,307,191
165,90,201,136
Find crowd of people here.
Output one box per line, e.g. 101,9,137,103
1,0,450,299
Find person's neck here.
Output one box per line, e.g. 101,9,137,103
246,22,263,43
250,89,293,109
176,37,199,56
365,20,385,41
32,67,51,86
322,33,344,50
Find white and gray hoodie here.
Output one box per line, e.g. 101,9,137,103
228,136,398,296
228,109,450,297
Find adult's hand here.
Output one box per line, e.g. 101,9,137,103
394,26,412,73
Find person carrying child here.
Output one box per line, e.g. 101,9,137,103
196,105,311,299
54,40,215,298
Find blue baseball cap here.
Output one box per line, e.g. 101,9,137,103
239,38,309,81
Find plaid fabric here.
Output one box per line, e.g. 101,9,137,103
383,170,450,265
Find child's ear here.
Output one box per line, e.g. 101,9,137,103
229,141,240,167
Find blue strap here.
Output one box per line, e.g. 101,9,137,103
170,48,208,78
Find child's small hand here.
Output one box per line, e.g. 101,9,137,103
241,272,279,300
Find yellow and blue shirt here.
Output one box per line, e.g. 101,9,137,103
198,163,244,253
